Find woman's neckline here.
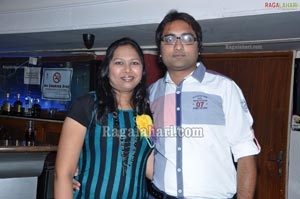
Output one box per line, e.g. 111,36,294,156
117,109,134,112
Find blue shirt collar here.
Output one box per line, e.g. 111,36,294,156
163,62,206,84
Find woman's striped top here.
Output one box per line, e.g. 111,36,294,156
67,93,153,199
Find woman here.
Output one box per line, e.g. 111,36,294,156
54,37,154,199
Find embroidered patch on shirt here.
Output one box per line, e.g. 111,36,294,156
182,92,225,125
192,95,208,109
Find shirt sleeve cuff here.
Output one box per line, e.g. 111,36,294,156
232,140,261,162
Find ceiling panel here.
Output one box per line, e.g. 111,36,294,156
0,11,299,57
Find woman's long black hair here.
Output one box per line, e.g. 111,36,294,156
94,37,150,122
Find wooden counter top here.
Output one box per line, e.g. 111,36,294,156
0,112,65,122
0,145,57,152
0,140,57,152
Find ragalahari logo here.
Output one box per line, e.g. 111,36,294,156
265,2,299,9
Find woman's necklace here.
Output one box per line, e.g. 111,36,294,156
112,110,138,175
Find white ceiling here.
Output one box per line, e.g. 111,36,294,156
0,1,299,57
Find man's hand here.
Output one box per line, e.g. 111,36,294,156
73,178,81,191
73,167,81,191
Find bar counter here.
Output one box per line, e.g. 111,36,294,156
0,115,63,146
0,140,57,198
0,142,57,152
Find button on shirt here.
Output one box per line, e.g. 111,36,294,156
148,62,261,199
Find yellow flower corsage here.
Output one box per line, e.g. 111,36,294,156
136,114,155,148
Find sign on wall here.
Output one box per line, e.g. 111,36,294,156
24,67,41,85
41,68,73,101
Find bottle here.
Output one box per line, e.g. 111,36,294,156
0,125,6,140
24,95,32,117
32,98,41,118
13,93,23,116
0,126,9,146
2,92,11,115
25,120,35,146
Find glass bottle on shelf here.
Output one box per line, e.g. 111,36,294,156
24,96,32,117
0,125,6,140
2,92,11,115
25,120,35,146
13,93,23,116
32,98,41,118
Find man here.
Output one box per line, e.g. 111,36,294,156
147,10,260,199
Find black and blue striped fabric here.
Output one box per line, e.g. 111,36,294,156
68,94,152,199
